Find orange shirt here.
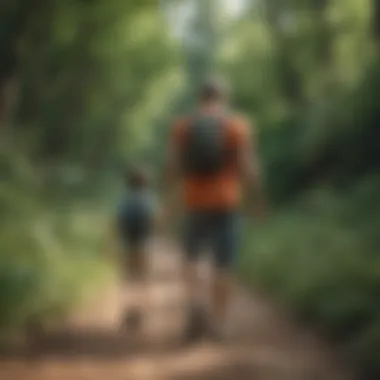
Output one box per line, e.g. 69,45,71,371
171,113,251,211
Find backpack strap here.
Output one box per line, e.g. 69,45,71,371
186,110,229,131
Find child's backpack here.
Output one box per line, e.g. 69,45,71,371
117,191,155,238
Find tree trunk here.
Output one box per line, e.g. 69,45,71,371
0,75,19,147
312,0,331,67
265,0,303,106
373,0,380,42
0,1,33,145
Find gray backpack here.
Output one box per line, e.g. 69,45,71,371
181,113,230,176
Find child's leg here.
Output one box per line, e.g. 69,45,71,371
127,245,146,282
121,238,149,330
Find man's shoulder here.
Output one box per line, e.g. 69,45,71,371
226,111,252,134
227,110,250,124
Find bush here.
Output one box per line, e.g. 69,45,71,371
239,176,380,377
0,175,112,332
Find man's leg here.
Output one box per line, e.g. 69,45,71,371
182,212,207,341
182,212,205,306
183,260,200,309
211,267,231,329
209,212,239,336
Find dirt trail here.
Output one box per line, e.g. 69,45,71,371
0,239,354,380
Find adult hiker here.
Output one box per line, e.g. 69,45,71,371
163,78,266,342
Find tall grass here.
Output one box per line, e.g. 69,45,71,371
0,164,113,333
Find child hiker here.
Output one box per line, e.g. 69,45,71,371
109,165,160,330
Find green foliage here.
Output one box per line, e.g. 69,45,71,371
217,0,380,376
3,0,179,169
1,0,380,376
239,176,380,377
0,0,180,332
0,164,112,330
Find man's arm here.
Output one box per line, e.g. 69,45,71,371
238,121,267,218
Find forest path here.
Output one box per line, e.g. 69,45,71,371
0,239,354,380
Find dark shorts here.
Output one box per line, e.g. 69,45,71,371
182,210,239,269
